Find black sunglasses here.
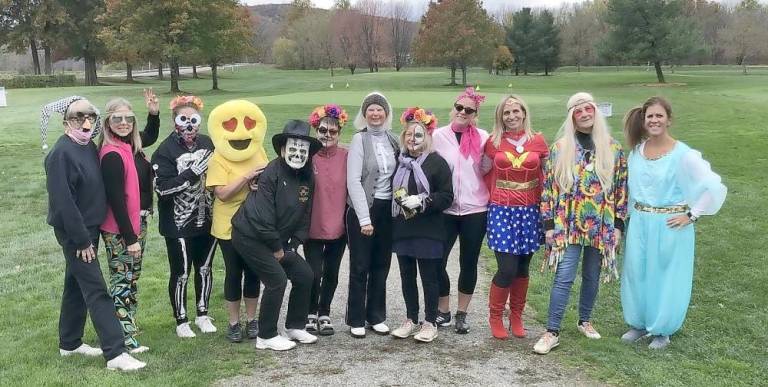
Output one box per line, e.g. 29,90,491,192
454,104,477,115
317,127,339,136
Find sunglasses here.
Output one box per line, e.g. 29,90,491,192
110,113,136,125
454,104,477,115
66,112,98,125
317,127,339,136
572,105,595,118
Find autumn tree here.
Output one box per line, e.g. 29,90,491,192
0,0,43,74
334,7,361,74
388,0,413,71
356,0,382,73
559,1,605,71
57,0,107,85
492,45,514,75
721,0,768,74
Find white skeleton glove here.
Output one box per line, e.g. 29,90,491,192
190,151,213,176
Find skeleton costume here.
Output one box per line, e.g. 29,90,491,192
151,96,216,327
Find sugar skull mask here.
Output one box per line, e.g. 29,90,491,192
208,100,268,163
283,137,310,170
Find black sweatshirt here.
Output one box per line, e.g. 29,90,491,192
45,135,107,250
392,152,454,242
232,158,314,253
100,113,159,245
151,132,214,238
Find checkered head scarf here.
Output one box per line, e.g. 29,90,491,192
40,96,102,150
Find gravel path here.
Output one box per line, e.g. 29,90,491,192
217,244,595,386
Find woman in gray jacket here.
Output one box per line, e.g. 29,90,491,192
345,92,399,338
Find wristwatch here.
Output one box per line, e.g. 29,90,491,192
686,211,698,223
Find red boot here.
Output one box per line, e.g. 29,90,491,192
489,283,509,340
508,277,529,338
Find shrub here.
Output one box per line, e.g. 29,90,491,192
0,74,78,89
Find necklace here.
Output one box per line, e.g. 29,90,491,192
505,135,527,153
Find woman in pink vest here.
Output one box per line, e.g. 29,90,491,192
98,97,154,354
431,87,490,334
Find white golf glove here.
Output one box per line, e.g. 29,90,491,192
401,194,422,210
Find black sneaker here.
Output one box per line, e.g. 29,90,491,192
246,319,259,340
435,311,452,327
305,314,318,333
454,311,469,334
318,316,335,336
227,323,243,343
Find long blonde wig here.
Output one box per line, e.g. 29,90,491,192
99,98,142,155
552,92,615,191
489,94,533,148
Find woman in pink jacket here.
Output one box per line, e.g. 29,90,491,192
431,87,490,334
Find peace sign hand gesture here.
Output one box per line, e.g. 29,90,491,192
144,88,159,115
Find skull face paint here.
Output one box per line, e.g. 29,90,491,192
405,124,426,154
283,137,311,169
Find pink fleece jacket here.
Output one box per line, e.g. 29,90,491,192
432,125,490,216
99,141,140,235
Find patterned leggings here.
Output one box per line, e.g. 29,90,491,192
101,218,147,350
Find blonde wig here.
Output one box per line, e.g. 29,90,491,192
552,92,615,191
489,94,533,148
99,97,142,155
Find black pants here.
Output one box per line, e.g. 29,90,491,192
305,238,346,317
439,211,487,297
345,199,393,328
218,239,260,302
232,230,313,340
164,235,216,324
492,252,533,287
55,227,124,361
398,255,441,324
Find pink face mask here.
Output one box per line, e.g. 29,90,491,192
65,112,98,145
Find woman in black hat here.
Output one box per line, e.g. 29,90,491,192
231,119,322,351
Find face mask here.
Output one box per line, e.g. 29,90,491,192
175,113,202,145
283,137,310,170
65,112,97,145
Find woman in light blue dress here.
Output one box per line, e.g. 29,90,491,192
620,96,726,349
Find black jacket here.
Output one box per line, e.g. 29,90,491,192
232,158,314,253
45,135,107,249
151,132,214,238
392,152,453,242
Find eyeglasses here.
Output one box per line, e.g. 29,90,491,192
454,104,477,115
572,105,595,118
317,127,339,136
110,113,136,125
66,112,98,126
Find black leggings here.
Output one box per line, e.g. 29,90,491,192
218,239,260,302
492,252,532,287
439,211,487,297
165,235,216,324
398,255,441,324
304,238,346,317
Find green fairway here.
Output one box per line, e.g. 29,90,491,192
0,65,765,386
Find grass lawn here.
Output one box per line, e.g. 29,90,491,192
0,64,765,386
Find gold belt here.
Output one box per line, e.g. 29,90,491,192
634,202,689,214
496,178,538,191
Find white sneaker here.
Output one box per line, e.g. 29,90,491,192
414,322,438,343
391,320,420,338
176,322,196,338
577,321,601,339
370,322,390,335
621,328,648,343
350,327,366,338
106,353,146,371
256,335,297,351
285,329,318,344
60,343,103,357
533,332,560,355
649,335,670,350
129,346,150,354
195,316,217,333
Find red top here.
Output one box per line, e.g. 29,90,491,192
484,132,549,206
309,146,348,240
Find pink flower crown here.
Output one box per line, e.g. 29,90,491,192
309,104,348,128
455,86,486,109
169,95,204,112
400,107,438,134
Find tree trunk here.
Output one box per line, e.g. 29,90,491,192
84,53,98,86
349,64,356,75
30,40,41,75
449,63,457,86
192,65,199,79
653,61,665,83
170,58,180,92
43,44,52,75
126,62,133,82
211,63,219,90
514,64,519,76
158,63,164,80
577,62,581,72
461,63,467,86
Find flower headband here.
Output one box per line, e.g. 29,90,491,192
455,86,486,109
309,104,348,128
400,107,438,134
169,95,204,112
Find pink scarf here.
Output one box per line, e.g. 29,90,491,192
451,121,481,161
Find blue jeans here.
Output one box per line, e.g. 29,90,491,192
546,244,602,332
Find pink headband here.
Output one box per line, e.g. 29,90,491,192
455,87,486,109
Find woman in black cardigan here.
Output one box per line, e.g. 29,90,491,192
390,108,453,343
